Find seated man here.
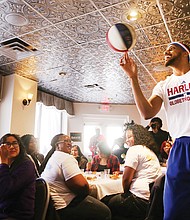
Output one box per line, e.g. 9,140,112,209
41,133,111,220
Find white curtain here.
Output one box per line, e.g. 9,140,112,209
34,102,68,156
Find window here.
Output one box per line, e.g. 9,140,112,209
83,124,123,155
83,125,101,156
105,126,123,149
34,102,68,156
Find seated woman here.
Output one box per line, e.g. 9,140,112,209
0,133,36,220
104,122,162,220
160,140,173,167
21,134,44,173
87,141,120,174
41,134,111,220
71,145,88,170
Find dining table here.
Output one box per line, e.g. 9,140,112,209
83,171,124,200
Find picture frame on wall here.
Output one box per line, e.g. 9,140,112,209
70,132,82,142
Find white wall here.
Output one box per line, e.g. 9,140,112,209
68,102,168,152
68,103,141,150
0,74,37,136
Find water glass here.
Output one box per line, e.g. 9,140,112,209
104,169,110,178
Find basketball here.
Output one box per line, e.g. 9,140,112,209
106,23,136,52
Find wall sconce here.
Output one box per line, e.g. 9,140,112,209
22,93,33,106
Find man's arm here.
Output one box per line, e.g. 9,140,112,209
66,174,89,197
120,53,163,119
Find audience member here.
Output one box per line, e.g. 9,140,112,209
112,137,128,164
146,117,172,161
87,141,120,174
88,128,105,157
103,123,162,220
71,145,88,170
41,134,111,220
39,133,63,175
21,134,44,173
160,140,173,167
0,133,36,220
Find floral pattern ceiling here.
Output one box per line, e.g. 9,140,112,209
0,0,189,104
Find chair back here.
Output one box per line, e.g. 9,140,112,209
34,177,50,220
145,174,165,220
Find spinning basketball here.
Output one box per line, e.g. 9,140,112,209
106,23,136,52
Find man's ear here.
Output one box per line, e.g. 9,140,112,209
55,143,59,150
183,51,189,61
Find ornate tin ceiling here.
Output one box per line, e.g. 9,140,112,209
0,0,189,104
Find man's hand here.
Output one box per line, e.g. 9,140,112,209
120,52,138,79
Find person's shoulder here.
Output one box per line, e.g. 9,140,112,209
130,145,144,150
37,153,44,158
127,145,146,154
51,151,73,162
155,74,174,88
160,129,169,134
22,156,37,171
81,155,88,161
24,155,35,163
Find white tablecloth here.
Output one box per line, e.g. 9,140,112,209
85,173,123,200
161,166,167,174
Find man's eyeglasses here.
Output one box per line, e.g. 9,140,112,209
2,141,19,148
57,140,73,145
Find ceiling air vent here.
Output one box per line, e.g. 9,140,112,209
84,84,105,90
0,37,39,60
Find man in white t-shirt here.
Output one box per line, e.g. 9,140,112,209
119,42,190,220
41,134,111,220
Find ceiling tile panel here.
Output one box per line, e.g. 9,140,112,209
24,0,97,24
56,11,110,44
0,0,50,35
0,0,189,104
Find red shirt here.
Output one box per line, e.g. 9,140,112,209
91,154,120,174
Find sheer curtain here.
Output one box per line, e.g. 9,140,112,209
34,102,68,156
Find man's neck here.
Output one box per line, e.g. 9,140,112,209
171,64,190,76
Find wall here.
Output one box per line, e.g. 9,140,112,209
69,103,141,150
69,102,168,152
0,74,37,136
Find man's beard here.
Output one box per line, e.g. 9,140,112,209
165,56,176,67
